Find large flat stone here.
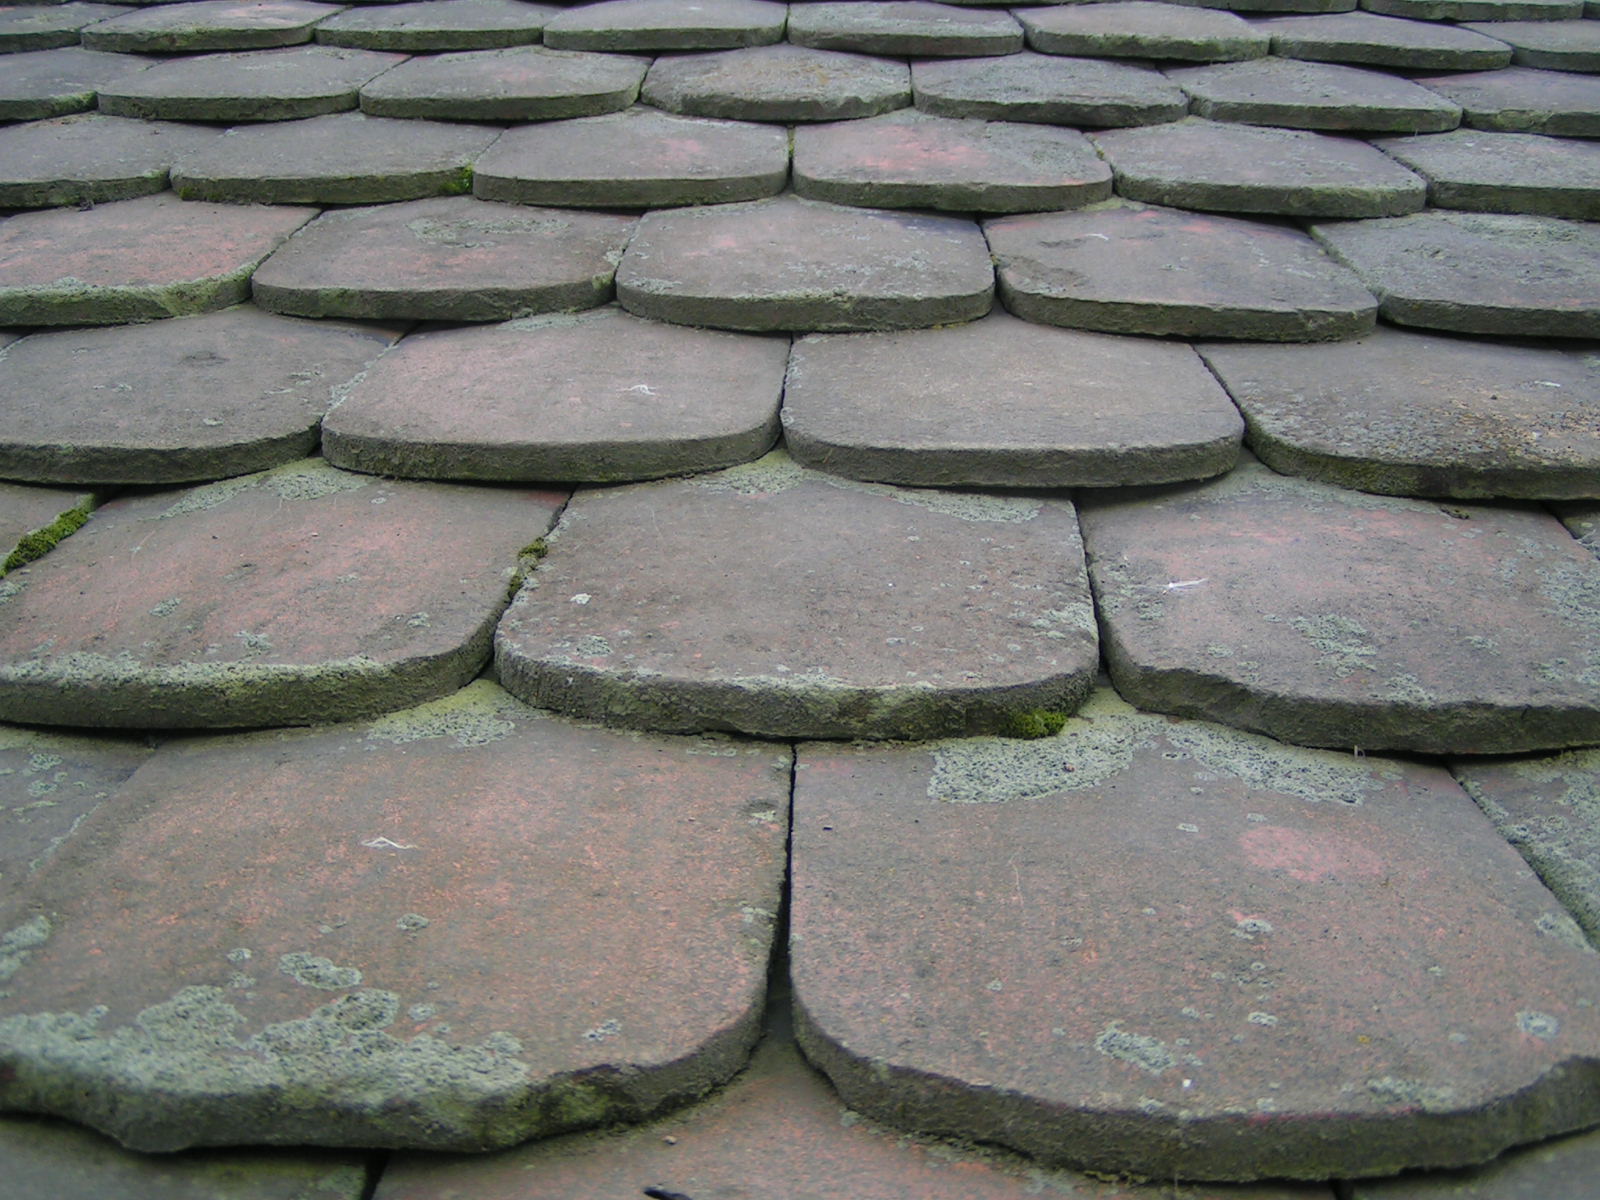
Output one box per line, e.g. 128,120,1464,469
1257,12,1513,71
1201,327,1600,499
0,306,397,486
615,194,993,332
0,482,95,575
472,108,789,208
0,460,566,728
542,0,786,50
358,45,646,120
322,307,786,482
792,109,1112,212
80,0,341,52
1363,0,1581,18
1374,129,1600,219
782,310,1242,488
1167,0,1357,11
495,452,1098,740
169,112,497,204
1170,57,1462,133
1465,20,1600,74
1355,1126,1600,1199
1019,2,1270,62
251,196,636,321
791,690,1600,1180
913,52,1188,126
0,113,220,209
1417,67,1600,138
1311,211,1600,337
0,47,154,121
786,2,1026,57
986,202,1377,341
1077,458,1600,755
314,0,555,50
1093,117,1426,217
0,682,789,1149
642,44,911,122
0,194,315,326
0,4,131,53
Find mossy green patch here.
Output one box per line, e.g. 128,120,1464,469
996,708,1070,740
2,500,92,576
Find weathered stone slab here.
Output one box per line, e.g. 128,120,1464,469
1257,11,1512,71
786,2,1026,57
1200,327,1600,499
1560,502,1600,559
1019,2,1269,62
543,0,786,51
791,689,1600,1180
1168,0,1355,11
616,195,993,332
0,306,397,485
0,3,130,53
913,52,1188,126
986,202,1377,341
783,311,1242,488
472,108,789,208
98,45,404,122
642,44,910,122
1310,211,1600,337
0,482,95,575
358,45,645,120
1374,129,1600,219
0,113,220,209
793,109,1110,212
1170,57,1462,132
0,681,789,1149
80,0,340,52
495,452,1098,740
314,0,555,50
0,461,566,728
1363,0,1580,18
252,196,636,322
1078,458,1600,754
1093,118,1426,217
1465,20,1600,74
0,47,154,121
322,307,786,482
169,112,496,204
1417,67,1600,138
1354,1126,1600,1199
0,194,315,326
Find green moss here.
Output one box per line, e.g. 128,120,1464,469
440,164,475,196
996,709,1070,740
2,502,92,575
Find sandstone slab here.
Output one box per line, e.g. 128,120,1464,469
914,52,1188,126
1417,67,1600,138
1465,20,1600,74
98,45,404,122
0,4,131,53
0,682,789,1149
791,690,1600,1179
322,307,786,482
1355,1127,1600,1199
1170,57,1462,132
542,0,786,51
787,2,1026,57
0,460,566,728
313,0,555,50
1374,129,1600,219
80,0,341,53
1019,2,1269,62
0,482,95,575
1363,0,1580,18
252,196,636,321
1257,12,1512,71
986,202,1376,341
0,47,154,120
782,310,1242,488
0,306,397,485
642,44,911,122
0,113,221,209
358,45,645,120
616,195,993,332
1078,458,1600,754
495,452,1098,740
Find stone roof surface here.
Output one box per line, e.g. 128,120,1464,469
0,0,1598,1196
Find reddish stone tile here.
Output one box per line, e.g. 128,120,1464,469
1020,2,1270,62
1169,57,1462,133
358,45,645,121
0,194,315,326
0,459,565,728
315,0,555,50
1078,457,1600,755
1464,20,1600,74
1416,66,1600,138
323,307,785,482
791,690,1600,1179
80,1,342,53
0,482,95,574
1355,1126,1600,1198
1363,0,1580,18
0,113,221,209
914,52,1188,126
0,46,154,121
0,306,398,485
1257,12,1512,71
543,0,786,51
1374,130,1600,220
0,3,131,54
642,43,911,122
786,2,1026,57
251,196,635,321
0,682,790,1149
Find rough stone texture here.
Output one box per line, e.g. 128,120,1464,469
782,311,1242,488
986,202,1377,341
1363,0,1581,18
616,195,994,332
1078,457,1600,755
80,1,341,53
1310,211,1600,338
1416,67,1600,138
1257,12,1513,71
1170,57,1463,133
793,110,1112,212
1561,502,1600,559
97,45,405,122
1168,0,1357,11
0,47,154,120
1374,130,1600,219
642,44,911,122
791,689,1600,1180
251,196,636,322
0,460,566,729
0,113,221,209
322,307,786,482
169,112,497,205
1465,20,1600,74
314,0,556,50
1200,328,1600,500
0,4,131,53
914,52,1188,126
1354,1126,1600,1198
495,452,1098,740
0,194,315,326
1019,2,1270,62
472,108,789,208
358,45,646,120
0,306,398,486
0,482,96,574
542,0,786,51
1093,118,1426,217
786,2,1026,57
0,682,790,1149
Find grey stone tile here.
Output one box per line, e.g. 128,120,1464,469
542,0,786,51
80,0,340,53
0,3,130,53
1374,129,1600,218
0,113,220,208
313,0,556,51
1463,20,1600,73
1169,56,1462,132
914,50,1188,126
1255,11,1512,70
1418,66,1600,137
786,1,1025,57
358,45,646,120
0,46,154,120
1019,2,1270,62
642,43,911,122
1361,0,1581,19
